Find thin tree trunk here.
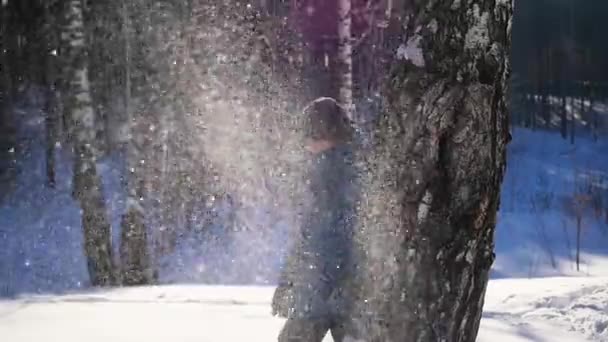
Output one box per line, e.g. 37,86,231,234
349,1,512,341
560,87,567,139
569,0,575,145
63,0,115,286
591,90,597,141
0,0,16,185
576,215,581,271
524,93,532,128
1,1,14,118
119,0,152,286
7,11,20,101
337,0,354,121
44,1,61,188
538,49,549,128
570,95,575,144
45,93,57,188
580,91,585,135
531,93,537,130
85,0,115,155
541,90,548,128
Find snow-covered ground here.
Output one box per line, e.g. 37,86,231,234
495,128,608,278
0,277,607,342
1,102,607,341
479,277,608,342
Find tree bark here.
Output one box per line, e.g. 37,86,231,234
43,1,62,188
0,1,16,187
63,0,115,287
576,215,581,271
119,0,152,285
349,1,512,341
1,0,14,119
44,87,58,189
337,0,354,121
84,0,119,155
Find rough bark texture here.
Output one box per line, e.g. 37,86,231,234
120,205,152,285
349,1,512,341
119,106,153,285
118,0,153,286
63,0,115,286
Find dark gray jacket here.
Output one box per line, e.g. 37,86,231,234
272,143,358,320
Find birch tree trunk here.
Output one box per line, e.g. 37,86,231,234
349,1,513,341
337,0,354,121
62,0,115,286
118,0,153,286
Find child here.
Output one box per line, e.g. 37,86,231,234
272,97,358,342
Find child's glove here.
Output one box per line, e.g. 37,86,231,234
271,281,294,317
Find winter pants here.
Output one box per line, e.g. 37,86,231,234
278,316,346,342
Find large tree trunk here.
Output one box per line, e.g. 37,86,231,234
63,0,115,287
349,1,513,341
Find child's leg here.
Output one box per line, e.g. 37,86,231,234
278,318,330,342
329,324,345,342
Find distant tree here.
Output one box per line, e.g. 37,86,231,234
0,1,14,118
118,0,160,285
0,1,14,140
42,0,62,188
0,1,17,194
62,0,115,286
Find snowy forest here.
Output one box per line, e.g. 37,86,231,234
0,1,607,341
